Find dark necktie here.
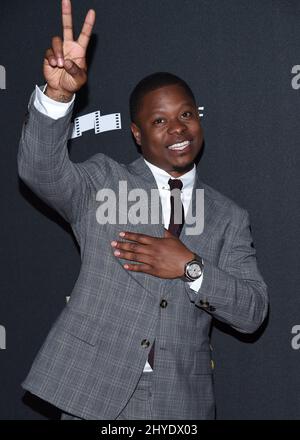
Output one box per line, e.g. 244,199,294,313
148,178,184,369
167,178,184,237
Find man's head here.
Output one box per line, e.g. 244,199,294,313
130,72,203,177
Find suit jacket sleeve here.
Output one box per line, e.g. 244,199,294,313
17,88,108,225
185,209,268,334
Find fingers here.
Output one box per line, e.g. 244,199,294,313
62,0,73,41
111,240,151,255
123,263,152,273
44,52,86,77
64,59,87,83
113,248,152,265
77,9,96,50
51,36,64,67
44,48,58,67
118,231,153,245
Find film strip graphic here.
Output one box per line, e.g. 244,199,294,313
198,106,204,117
70,110,121,139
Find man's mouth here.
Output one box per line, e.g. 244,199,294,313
167,140,191,151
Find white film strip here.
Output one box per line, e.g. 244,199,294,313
198,106,204,118
70,110,122,139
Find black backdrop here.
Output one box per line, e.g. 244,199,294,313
0,0,299,419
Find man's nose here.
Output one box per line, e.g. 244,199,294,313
167,119,187,135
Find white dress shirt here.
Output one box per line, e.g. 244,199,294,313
33,85,203,373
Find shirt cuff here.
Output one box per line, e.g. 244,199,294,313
33,84,75,120
188,273,204,293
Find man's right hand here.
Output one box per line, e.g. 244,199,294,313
43,0,96,102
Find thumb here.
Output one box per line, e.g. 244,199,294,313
64,59,86,82
164,228,174,238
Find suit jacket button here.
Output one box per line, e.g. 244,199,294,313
141,339,150,348
200,300,210,308
160,299,168,308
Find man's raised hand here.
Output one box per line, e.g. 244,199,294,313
43,0,96,102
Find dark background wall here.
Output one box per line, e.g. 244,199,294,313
0,0,299,419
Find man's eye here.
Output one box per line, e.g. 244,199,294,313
181,111,192,118
153,118,164,124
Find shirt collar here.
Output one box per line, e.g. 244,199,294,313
143,158,196,191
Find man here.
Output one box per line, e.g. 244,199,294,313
18,0,268,420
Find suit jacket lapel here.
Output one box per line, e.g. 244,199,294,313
124,156,166,297
127,156,165,239
180,169,218,258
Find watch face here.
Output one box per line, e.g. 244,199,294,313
187,262,202,279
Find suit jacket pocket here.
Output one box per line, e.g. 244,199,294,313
54,306,101,346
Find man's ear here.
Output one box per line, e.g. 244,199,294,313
130,122,142,146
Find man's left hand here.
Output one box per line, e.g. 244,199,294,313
111,229,194,279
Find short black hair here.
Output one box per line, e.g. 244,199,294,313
129,72,196,123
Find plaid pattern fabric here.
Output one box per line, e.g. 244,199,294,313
17,89,268,420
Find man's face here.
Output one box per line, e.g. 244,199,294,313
131,84,203,177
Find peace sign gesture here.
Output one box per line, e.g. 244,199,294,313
43,0,96,102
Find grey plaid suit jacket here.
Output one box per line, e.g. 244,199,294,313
17,90,268,420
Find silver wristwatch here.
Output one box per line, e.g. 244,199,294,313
183,254,204,281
